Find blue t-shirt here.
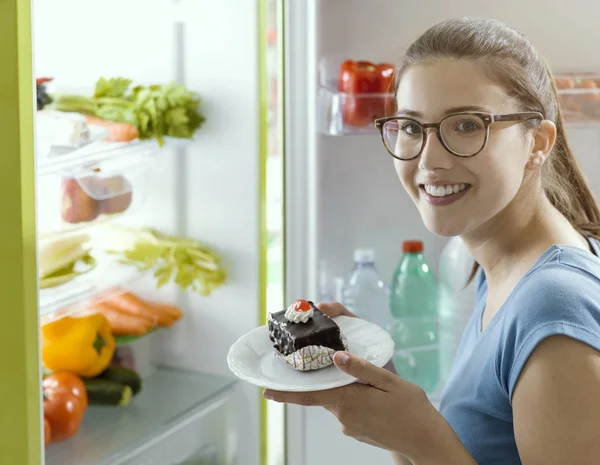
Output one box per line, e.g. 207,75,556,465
439,239,600,464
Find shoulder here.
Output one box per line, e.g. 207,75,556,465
497,245,600,399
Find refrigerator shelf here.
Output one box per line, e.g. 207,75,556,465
556,73,600,124
318,84,395,136
39,255,142,321
36,142,167,238
44,367,236,465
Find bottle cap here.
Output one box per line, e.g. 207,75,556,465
353,248,375,263
402,240,423,253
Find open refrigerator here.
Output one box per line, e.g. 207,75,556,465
279,1,600,465
2,0,284,464
3,0,600,464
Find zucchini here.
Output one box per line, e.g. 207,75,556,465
83,379,133,406
98,366,142,395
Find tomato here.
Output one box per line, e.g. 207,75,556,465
555,77,575,89
43,372,88,443
44,417,51,448
338,60,396,128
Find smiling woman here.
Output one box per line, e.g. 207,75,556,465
266,17,600,465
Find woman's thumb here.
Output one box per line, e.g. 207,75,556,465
333,351,395,391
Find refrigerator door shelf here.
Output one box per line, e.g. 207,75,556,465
317,84,395,136
44,367,237,465
555,73,600,125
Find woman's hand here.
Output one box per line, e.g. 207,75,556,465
315,301,357,318
317,301,397,374
264,351,475,464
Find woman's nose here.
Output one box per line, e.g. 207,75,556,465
418,129,455,171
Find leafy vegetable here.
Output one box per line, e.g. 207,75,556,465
51,77,206,146
106,227,226,296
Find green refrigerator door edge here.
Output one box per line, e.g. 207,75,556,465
0,0,42,463
258,0,269,463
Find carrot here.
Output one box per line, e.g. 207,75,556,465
152,303,183,321
99,290,170,326
89,302,153,335
85,115,139,142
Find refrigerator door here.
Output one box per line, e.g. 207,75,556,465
0,0,43,464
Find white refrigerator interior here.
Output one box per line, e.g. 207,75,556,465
284,1,600,464
34,0,263,464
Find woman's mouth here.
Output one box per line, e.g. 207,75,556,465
419,183,471,206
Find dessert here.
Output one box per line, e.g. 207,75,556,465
268,299,348,371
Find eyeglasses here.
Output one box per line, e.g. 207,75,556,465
374,111,543,160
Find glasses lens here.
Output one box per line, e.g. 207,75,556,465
440,114,486,156
381,119,423,160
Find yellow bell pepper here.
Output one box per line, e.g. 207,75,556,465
42,313,115,378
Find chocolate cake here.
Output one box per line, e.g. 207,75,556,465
268,300,348,371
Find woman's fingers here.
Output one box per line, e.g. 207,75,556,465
316,301,357,318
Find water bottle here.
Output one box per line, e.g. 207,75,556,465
438,237,476,386
390,240,439,394
342,248,391,330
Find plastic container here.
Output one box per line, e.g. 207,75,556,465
555,73,600,124
341,248,391,330
389,240,440,394
36,146,158,237
317,55,396,135
438,237,477,386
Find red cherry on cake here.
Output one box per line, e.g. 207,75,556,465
292,300,312,312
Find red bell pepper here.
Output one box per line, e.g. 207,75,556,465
338,60,396,128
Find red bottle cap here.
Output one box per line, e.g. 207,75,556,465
403,240,423,253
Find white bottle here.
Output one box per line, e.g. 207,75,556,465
342,248,391,330
438,237,477,385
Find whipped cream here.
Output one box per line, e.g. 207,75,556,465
284,301,314,323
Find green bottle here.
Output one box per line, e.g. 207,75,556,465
390,240,440,394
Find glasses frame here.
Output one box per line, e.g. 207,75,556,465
374,111,544,160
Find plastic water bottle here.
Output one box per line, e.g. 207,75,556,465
438,237,477,386
342,248,391,330
390,240,439,394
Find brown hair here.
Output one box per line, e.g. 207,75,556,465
395,18,600,280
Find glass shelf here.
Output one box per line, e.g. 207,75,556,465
45,368,236,465
39,256,141,320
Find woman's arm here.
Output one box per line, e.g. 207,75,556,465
392,452,413,464
513,335,600,464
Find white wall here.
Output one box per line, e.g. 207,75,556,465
301,1,600,465
34,1,261,464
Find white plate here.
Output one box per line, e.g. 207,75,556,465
227,316,394,392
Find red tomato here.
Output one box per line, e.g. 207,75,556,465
43,372,88,443
44,417,51,448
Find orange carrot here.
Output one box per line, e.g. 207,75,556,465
85,115,139,142
100,290,169,326
89,302,153,335
152,303,183,321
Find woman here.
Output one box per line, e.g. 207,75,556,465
264,17,600,465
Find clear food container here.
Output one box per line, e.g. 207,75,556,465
37,144,158,237
318,56,397,135
555,73,600,124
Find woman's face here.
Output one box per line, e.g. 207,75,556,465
394,60,535,237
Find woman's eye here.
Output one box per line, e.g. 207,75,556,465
455,119,481,132
401,122,422,136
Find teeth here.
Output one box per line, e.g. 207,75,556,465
424,183,468,197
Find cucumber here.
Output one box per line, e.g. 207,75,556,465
98,366,142,395
83,379,133,406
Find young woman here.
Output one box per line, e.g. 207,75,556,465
264,17,600,465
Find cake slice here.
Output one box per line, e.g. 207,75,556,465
268,300,348,371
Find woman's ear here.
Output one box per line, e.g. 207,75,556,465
526,120,556,171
